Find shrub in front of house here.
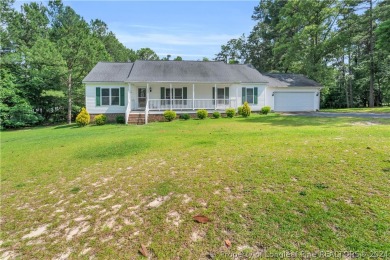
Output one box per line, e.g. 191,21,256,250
197,109,208,119
241,102,251,117
225,108,235,118
261,106,271,115
94,114,107,125
76,107,90,127
212,111,221,119
237,106,243,116
116,115,125,124
179,113,190,120
163,110,177,121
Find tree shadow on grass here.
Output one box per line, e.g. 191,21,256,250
53,124,79,129
75,139,150,160
240,114,390,127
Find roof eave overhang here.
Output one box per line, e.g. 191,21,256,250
126,80,268,84
268,85,323,88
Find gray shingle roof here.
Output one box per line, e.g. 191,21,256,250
126,60,268,83
83,62,134,82
263,73,322,87
83,61,322,87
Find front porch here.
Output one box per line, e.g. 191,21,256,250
148,99,236,111
126,82,239,124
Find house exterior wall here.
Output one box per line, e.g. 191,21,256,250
85,82,322,115
85,82,128,114
130,83,233,110
229,83,267,111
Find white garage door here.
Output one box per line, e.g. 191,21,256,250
274,92,315,112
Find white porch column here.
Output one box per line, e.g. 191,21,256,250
128,83,131,111
146,83,149,109
145,83,149,124
236,87,239,107
192,83,195,110
170,83,173,110
214,84,217,110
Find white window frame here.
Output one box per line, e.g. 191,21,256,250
244,87,255,104
174,88,183,100
101,88,121,106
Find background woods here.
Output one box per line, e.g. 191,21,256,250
0,0,159,127
215,0,390,109
1,0,389,128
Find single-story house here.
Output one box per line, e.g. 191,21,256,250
83,60,322,124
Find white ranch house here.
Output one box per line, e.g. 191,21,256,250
83,60,322,124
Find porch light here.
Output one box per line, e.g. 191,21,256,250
149,88,152,92
316,92,319,96
272,92,274,96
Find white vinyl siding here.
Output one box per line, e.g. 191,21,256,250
85,83,128,114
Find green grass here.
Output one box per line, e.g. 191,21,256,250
1,114,390,258
320,107,390,113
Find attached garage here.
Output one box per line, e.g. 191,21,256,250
263,73,322,112
274,92,316,112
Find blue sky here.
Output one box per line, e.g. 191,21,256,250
15,1,259,60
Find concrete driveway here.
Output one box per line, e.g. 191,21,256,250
281,112,390,118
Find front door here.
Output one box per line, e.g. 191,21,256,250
138,88,146,109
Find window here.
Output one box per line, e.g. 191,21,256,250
165,88,171,100
213,87,229,105
111,88,119,105
246,88,254,104
242,87,258,105
175,88,183,100
102,88,110,105
99,87,124,106
161,87,187,106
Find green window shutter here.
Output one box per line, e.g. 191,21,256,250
212,87,215,105
183,87,187,99
161,87,165,99
242,87,246,104
225,87,229,99
120,87,125,106
96,87,101,106
254,87,258,105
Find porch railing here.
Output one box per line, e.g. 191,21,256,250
148,99,237,111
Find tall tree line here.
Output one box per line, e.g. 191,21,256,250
216,0,390,108
0,0,161,127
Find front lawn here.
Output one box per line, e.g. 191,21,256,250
1,114,389,258
320,107,390,113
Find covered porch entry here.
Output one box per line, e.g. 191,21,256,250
129,83,238,112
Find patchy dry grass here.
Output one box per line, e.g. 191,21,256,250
1,114,390,258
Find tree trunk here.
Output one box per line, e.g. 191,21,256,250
369,0,375,107
343,55,349,108
348,51,353,107
67,71,72,124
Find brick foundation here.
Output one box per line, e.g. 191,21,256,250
148,112,227,122
90,113,125,123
